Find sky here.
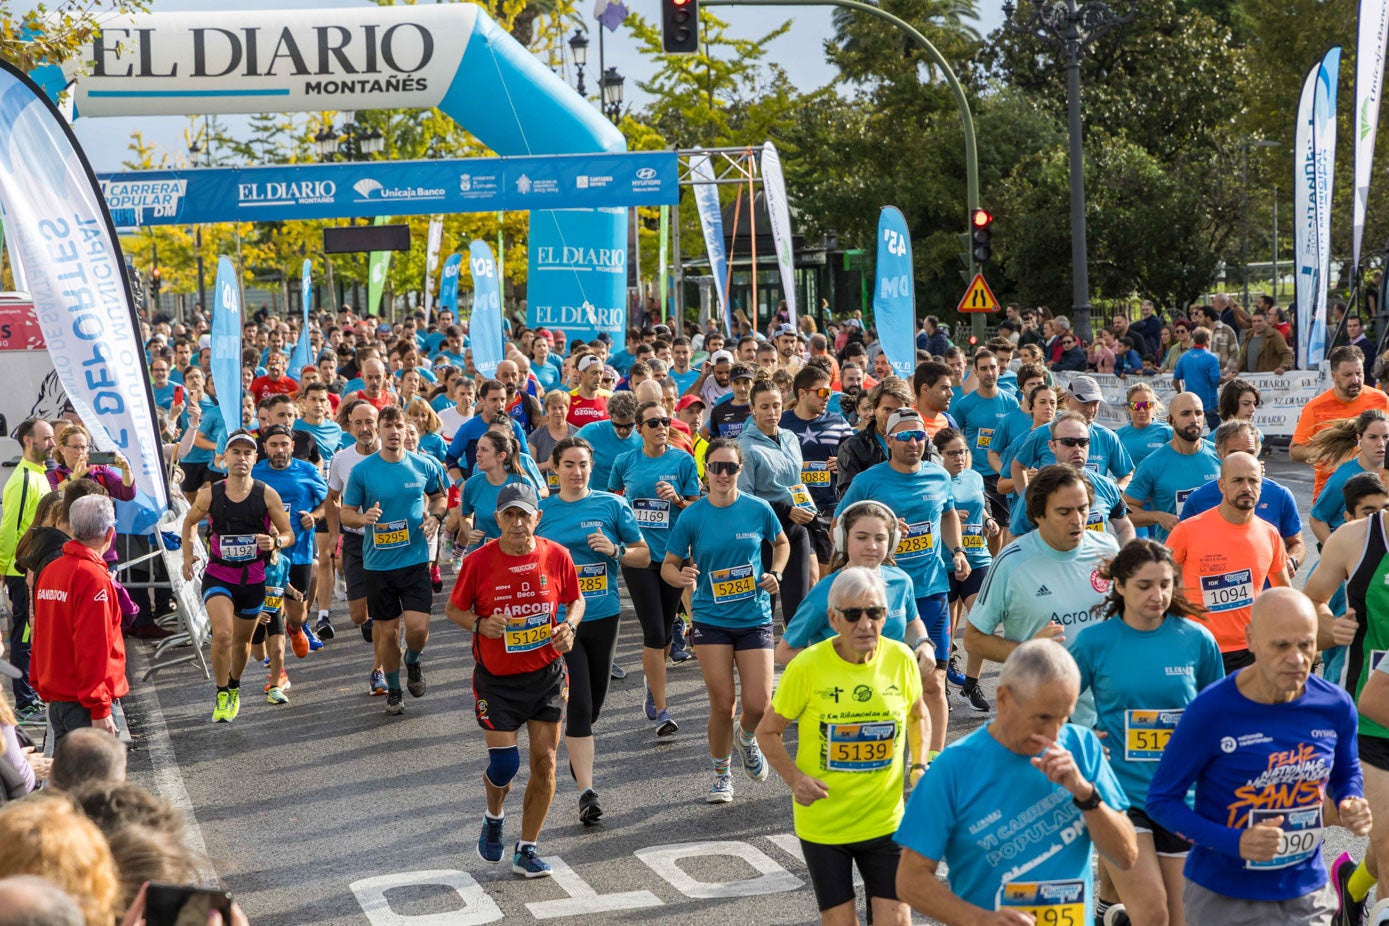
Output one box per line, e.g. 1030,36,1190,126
61,0,1006,172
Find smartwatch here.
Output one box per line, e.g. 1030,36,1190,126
1072,783,1102,811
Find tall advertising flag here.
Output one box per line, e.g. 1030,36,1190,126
873,207,916,379
422,214,444,324
212,256,244,434
439,253,462,311
367,215,392,315
1355,1,1389,270
761,142,798,331
1294,47,1342,370
0,60,168,531
287,259,312,377
468,240,505,379
689,152,732,334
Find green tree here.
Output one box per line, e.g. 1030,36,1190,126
0,1,148,72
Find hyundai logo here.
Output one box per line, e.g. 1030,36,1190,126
636,167,657,180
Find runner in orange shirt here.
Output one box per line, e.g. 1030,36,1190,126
1291,344,1389,498
911,360,957,439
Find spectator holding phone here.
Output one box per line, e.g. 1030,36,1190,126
48,424,136,500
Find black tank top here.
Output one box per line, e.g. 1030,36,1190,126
207,479,270,583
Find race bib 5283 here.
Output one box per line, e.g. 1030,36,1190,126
895,522,934,558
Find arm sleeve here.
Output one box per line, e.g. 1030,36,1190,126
1145,701,1243,858
666,513,693,561
1167,522,1188,566
445,425,468,470
1077,728,1130,811
680,456,701,496
1108,432,1134,479
457,479,476,518
554,546,581,606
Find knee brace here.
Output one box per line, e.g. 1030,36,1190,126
485,745,521,788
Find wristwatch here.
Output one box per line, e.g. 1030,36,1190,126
770,570,783,583
952,546,966,556
1072,783,1102,811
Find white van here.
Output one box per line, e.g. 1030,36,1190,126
0,292,68,491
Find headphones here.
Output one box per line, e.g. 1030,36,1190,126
832,500,902,555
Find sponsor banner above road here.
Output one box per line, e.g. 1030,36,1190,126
1051,369,1331,438
96,151,678,226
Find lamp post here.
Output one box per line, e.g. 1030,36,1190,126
1002,0,1137,341
600,67,625,124
569,29,589,96
188,137,207,321
315,113,385,310
1241,138,1281,312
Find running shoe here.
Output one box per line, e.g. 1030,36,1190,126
610,662,627,680
265,686,289,705
430,563,443,593
945,655,966,688
16,703,46,726
369,670,387,696
261,656,270,668
654,709,678,737
226,687,241,721
1369,898,1389,925
288,627,310,658
670,619,694,662
706,773,734,804
737,736,769,782
578,789,603,826
477,815,505,862
958,684,990,712
1331,852,1366,926
212,691,230,723
264,671,290,693
385,689,404,714
406,660,426,698
512,844,552,879
304,623,324,652
360,618,374,644
1103,905,1132,926
315,616,336,641
643,684,659,721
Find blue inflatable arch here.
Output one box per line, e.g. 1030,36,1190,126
46,4,628,346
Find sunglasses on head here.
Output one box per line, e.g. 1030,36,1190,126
1057,436,1090,448
708,460,741,476
642,417,671,429
1128,401,1153,411
892,429,928,443
838,606,887,623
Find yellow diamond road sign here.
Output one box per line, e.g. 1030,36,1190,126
957,273,1000,314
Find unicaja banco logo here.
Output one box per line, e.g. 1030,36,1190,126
354,178,383,198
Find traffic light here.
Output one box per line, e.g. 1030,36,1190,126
662,0,700,54
971,209,994,263
150,267,162,295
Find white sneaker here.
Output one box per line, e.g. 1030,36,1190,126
706,773,734,804
1370,898,1389,925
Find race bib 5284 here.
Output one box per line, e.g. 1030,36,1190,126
710,564,757,603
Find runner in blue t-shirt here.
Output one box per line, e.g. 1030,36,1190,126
953,350,1020,552
340,406,448,715
663,438,788,805
1115,382,1174,468
1122,393,1222,543
1307,410,1389,543
456,432,533,552
1008,413,1136,545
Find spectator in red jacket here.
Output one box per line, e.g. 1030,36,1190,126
30,495,127,746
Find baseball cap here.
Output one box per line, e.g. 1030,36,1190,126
675,394,707,412
730,363,757,381
577,354,604,373
772,323,796,338
225,429,258,450
886,409,924,434
376,323,392,335
495,482,539,516
197,334,211,350
710,349,734,365
260,424,293,441
1068,375,1104,404
535,328,555,343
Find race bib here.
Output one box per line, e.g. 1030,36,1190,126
503,610,553,654
895,522,934,558
263,586,284,614
633,498,671,528
976,427,994,449
824,721,896,772
997,879,1085,924
1201,568,1254,613
801,461,832,486
1246,806,1324,870
1175,487,1194,516
962,524,985,549
710,564,757,603
1123,709,1182,761
577,562,609,599
217,534,258,563
372,519,410,549
547,471,560,490
789,482,816,510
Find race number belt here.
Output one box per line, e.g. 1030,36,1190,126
801,461,832,486
1246,805,1324,870
1200,569,1254,613
577,562,609,599
710,564,757,603
372,519,410,549
824,721,896,772
633,498,672,528
895,522,934,558
789,482,816,510
217,534,258,563
503,611,553,654
962,524,985,549
996,878,1085,924
1123,709,1182,761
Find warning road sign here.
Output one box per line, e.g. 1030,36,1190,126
957,273,999,314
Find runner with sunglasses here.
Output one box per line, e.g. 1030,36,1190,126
836,409,967,759
609,401,701,736
663,439,789,804
1008,412,1135,544
1116,382,1173,470
779,364,853,581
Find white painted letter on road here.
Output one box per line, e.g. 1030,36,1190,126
635,840,803,900
351,870,502,926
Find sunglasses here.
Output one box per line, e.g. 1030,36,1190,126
1057,436,1090,448
838,606,887,623
1063,340,1076,346
892,430,928,443
708,460,742,476
612,421,636,431
642,417,672,429
809,387,832,399
1128,401,1153,411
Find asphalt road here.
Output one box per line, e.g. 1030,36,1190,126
120,452,1369,925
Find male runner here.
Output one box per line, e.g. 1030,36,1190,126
1122,392,1221,542
779,365,852,576
446,380,527,482
1291,344,1389,496
568,354,610,426
1007,412,1135,543
952,349,1019,549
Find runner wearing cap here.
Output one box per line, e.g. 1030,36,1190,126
689,349,735,407
181,429,295,723
707,363,757,439
449,481,583,877
568,354,610,427
772,323,804,374
1010,374,1134,490
340,405,449,715
674,394,709,474
836,407,967,757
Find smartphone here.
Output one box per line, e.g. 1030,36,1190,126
87,451,118,465
144,883,233,926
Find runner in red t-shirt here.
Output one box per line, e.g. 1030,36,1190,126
446,482,583,879
567,354,610,427
250,353,301,405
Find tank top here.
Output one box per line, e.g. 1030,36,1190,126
206,479,270,584
1344,510,1389,739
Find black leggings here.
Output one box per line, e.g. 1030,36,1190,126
563,616,621,738
762,518,812,629
624,564,684,649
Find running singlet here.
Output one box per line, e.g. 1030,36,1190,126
608,447,700,562
836,461,956,598
342,452,446,571
453,536,581,676
567,391,608,428
1167,507,1287,653
205,480,270,584
1124,443,1221,542
953,390,1021,477
536,491,643,621
784,565,919,649
1071,616,1224,807
1146,674,1363,902
666,493,782,628
895,723,1128,925
773,638,923,844
1343,510,1389,741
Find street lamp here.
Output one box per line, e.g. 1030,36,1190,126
600,67,625,124
1241,138,1281,312
188,137,207,319
1002,0,1137,340
315,111,384,162
569,29,589,97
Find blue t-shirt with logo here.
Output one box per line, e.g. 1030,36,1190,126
669,367,701,395
989,408,1036,473
576,420,642,491
836,461,956,598
342,452,447,571
954,390,1021,476
182,398,219,465
251,458,328,566
666,493,782,628
608,447,701,562
1012,422,1134,482
1116,422,1174,468
536,491,644,621
1124,443,1222,543
783,564,919,648
951,468,993,570
457,471,529,547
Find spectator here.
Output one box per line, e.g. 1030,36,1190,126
1161,319,1192,372
919,315,950,356
105,825,203,915
1130,299,1164,361
0,418,55,721
49,729,127,794
1197,305,1240,372
1109,313,1149,361
0,875,85,926
1052,331,1088,372
1235,309,1294,374
1088,329,1116,373
30,496,126,747
0,792,120,926
1113,336,1144,377
0,646,38,798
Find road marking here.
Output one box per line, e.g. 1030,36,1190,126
525,857,662,919
351,870,502,925
634,840,804,899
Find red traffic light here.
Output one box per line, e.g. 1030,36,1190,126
971,209,993,229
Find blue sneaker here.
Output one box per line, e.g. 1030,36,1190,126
736,735,769,782
643,683,659,721
654,709,678,737
477,815,504,863
369,670,387,696
670,618,694,662
304,623,324,652
512,843,552,878
945,655,966,688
